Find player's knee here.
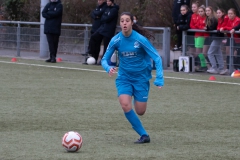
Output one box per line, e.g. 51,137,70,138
120,103,131,112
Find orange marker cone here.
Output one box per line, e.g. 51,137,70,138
11,58,17,62
57,58,62,62
209,76,216,81
231,70,240,78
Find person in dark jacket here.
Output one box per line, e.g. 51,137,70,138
82,0,107,57
85,0,119,65
90,0,107,35
172,0,191,51
172,0,191,25
42,0,63,63
174,5,192,51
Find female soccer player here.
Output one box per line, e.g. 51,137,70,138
101,12,164,144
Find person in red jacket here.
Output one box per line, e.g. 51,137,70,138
220,8,240,70
194,5,208,71
189,1,200,55
230,17,240,69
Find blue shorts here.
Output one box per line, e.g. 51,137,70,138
116,79,150,102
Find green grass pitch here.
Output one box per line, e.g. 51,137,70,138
0,57,239,160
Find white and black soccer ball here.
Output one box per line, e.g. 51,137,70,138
62,131,83,152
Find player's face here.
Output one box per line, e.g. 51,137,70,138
98,0,104,5
198,8,205,17
217,10,224,19
192,4,198,13
120,15,133,34
180,7,187,15
228,10,235,20
205,8,212,17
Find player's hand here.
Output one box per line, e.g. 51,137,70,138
158,86,162,89
108,67,117,77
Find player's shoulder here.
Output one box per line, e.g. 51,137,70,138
132,30,149,44
132,30,145,39
111,32,122,43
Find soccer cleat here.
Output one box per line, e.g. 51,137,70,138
134,135,150,144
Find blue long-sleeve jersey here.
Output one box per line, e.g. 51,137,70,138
101,30,164,87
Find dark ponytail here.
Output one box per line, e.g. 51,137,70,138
120,12,155,40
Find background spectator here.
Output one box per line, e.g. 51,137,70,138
90,0,107,35
172,0,191,50
173,4,192,51
82,0,107,58
220,8,240,70
207,8,228,75
42,0,63,63
193,5,209,71
133,15,142,26
86,0,119,65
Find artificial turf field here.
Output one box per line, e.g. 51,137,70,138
0,57,239,160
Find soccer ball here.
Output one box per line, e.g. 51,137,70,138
86,57,96,65
62,131,83,152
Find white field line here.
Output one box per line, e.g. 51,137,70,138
0,60,240,86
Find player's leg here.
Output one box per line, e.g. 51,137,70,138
132,80,150,115
116,80,150,143
134,101,147,116
131,81,150,143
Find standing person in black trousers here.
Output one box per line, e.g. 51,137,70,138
85,0,119,65
42,0,63,63
82,0,107,58
172,0,191,51
175,5,192,52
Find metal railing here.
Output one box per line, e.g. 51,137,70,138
182,29,240,74
0,21,171,69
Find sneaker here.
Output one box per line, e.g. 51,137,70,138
172,47,181,51
172,45,178,51
45,58,51,63
51,59,56,63
207,68,219,74
219,69,228,75
134,135,150,144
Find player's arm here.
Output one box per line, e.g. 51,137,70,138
140,38,164,87
101,38,117,74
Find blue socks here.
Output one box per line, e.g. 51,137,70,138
124,109,148,136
